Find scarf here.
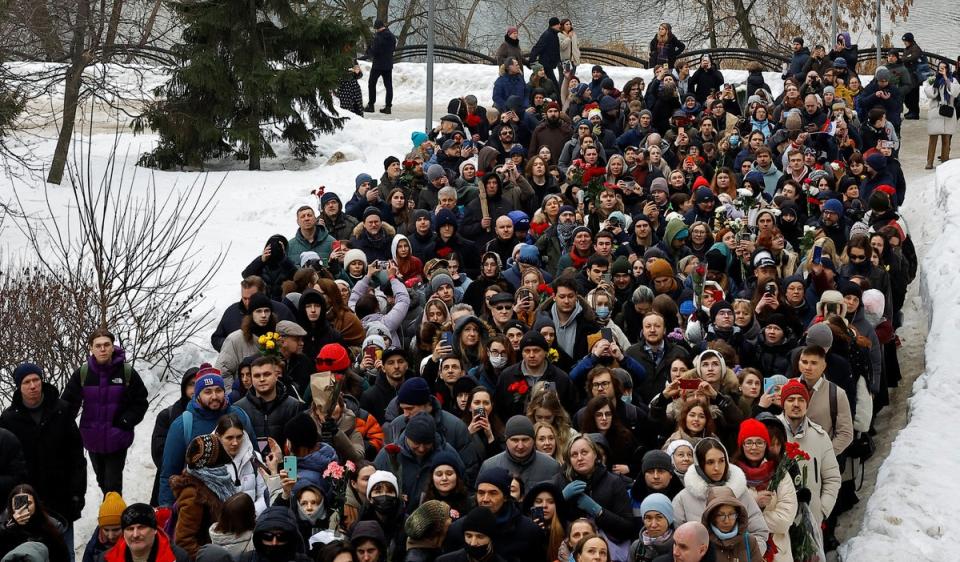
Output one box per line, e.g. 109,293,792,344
187,466,237,502
736,459,775,490
711,524,739,540
641,528,674,547
567,249,589,270
557,222,577,250
935,71,955,104
751,118,772,140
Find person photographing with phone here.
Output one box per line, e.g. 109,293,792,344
0,484,70,561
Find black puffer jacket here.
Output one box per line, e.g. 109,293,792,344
234,381,303,444
241,235,297,299
0,383,86,522
550,464,634,542
238,506,311,562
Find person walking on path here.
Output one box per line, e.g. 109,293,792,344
922,61,960,168
365,19,397,115
61,328,149,496
528,18,562,94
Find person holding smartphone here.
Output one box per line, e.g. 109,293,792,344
0,484,70,561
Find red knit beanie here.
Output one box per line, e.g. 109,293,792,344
737,418,771,448
780,379,810,404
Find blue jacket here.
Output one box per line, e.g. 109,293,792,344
856,81,903,128
373,435,460,512
296,444,339,494
158,399,256,506
492,73,528,112
82,530,111,562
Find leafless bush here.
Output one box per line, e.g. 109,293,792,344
0,265,101,406
7,132,228,385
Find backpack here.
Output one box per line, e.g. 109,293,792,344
80,362,133,385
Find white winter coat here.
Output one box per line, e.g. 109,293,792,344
673,464,770,554
741,468,797,562
226,436,269,514
923,78,960,135
777,415,841,525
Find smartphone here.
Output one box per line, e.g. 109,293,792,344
763,378,778,395
331,240,341,253
363,345,378,364
879,140,895,149
812,245,823,265
679,379,702,391
474,406,486,419
442,331,455,348
13,494,28,511
283,456,298,480
530,506,545,521
370,179,379,188
601,328,614,341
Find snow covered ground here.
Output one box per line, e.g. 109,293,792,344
0,61,938,555
839,161,960,562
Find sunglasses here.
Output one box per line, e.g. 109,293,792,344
494,305,513,311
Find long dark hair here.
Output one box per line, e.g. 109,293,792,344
580,396,633,449
215,493,256,534
317,540,359,562
5,484,62,540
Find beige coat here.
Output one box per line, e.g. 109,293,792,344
741,468,797,562
778,415,841,525
804,376,854,456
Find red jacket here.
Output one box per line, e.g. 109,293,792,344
102,530,188,562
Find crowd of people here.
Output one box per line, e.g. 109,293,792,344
1,16,950,562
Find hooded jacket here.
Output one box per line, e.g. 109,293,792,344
151,370,197,504
372,432,460,509
701,487,764,562
296,288,344,361
445,502,546,562
238,506,310,562
382,397,480,483
671,443,769,554
242,235,297,299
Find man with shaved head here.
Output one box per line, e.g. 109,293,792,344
654,521,712,562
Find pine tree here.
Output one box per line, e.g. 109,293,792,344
135,0,359,170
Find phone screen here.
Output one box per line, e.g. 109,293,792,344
812,245,823,265
601,328,614,341
679,379,701,390
763,378,777,395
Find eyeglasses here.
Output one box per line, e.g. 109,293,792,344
594,410,613,418
743,439,766,449
591,380,612,390
714,511,738,522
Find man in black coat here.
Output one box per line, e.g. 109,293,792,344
359,347,411,423
0,363,86,545
494,331,578,418
528,17,562,93
150,367,198,506
445,467,545,562
626,312,691,405
689,54,725,103
234,356,302,444
365,19,397,114
211,276,294,351
0,427,26,504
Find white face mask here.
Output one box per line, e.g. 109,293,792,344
490,354,508,369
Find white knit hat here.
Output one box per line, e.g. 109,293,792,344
366,470,399,499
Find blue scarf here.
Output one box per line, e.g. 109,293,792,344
935,70,955,104
187,466,236,502
710,523,739,540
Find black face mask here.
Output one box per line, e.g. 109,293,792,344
371,495,399,514
465,543,491,560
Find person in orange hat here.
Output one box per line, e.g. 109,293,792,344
82,491,127,562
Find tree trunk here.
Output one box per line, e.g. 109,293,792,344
731,0,759,50
126,0,162,63
103,0,126,58
47,0,91,185
704,0,717,49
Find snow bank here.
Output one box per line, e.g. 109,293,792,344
840,161,960,561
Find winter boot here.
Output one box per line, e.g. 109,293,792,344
363,103,375,113
942,135,952,162
926,135,938,169
379,105,392,114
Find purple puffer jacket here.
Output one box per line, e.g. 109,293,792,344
79,349,134,453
